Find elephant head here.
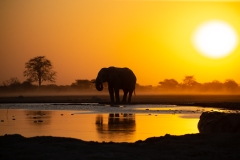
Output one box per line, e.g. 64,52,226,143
95,80,103,91
95,68,109,91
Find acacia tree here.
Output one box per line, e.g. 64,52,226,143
23,56,57,87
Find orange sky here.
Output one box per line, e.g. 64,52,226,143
1,0,240,86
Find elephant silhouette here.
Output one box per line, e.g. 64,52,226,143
93,67,136,103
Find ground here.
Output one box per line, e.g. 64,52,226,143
1,94,240,159
1,133,240,159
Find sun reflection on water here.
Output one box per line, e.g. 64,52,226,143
0,104,235,142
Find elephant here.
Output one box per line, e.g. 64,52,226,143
93,67,136,103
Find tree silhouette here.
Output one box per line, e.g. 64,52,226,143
23,56,57,87
159,79,179,91
182,76,196,86
223,79,239,92
2,77,21,87
181,75,200,91
71,79,93,90
202,80,223,92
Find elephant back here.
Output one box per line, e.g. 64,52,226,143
119,68,136,89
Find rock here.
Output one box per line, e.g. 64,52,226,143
198,112,240,133
17,95,24,99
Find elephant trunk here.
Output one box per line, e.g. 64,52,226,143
95,80,103,91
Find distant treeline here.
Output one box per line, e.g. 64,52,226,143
1,76,240,94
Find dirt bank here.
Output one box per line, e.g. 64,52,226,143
1,94,240,110
1,133,240,159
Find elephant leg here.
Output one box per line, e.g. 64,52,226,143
122,90,128,103
108,87,114,103
114,88,120,103
128,91,133,103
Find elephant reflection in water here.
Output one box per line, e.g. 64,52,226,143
96,113,136,134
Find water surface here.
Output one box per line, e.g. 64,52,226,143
0,103,229,142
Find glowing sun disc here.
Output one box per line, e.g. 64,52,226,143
192,21,238,59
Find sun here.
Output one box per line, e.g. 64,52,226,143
192,20,238,59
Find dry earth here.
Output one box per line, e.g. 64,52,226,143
1,133,240,159
1,94,240,111
1,94,240,108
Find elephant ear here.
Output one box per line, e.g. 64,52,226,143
97,68,108,82
107,67,119,82
108,73,118,82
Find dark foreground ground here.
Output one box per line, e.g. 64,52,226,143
1,94,240,159
1,133,240,159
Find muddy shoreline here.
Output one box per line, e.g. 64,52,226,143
1,94,240,110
